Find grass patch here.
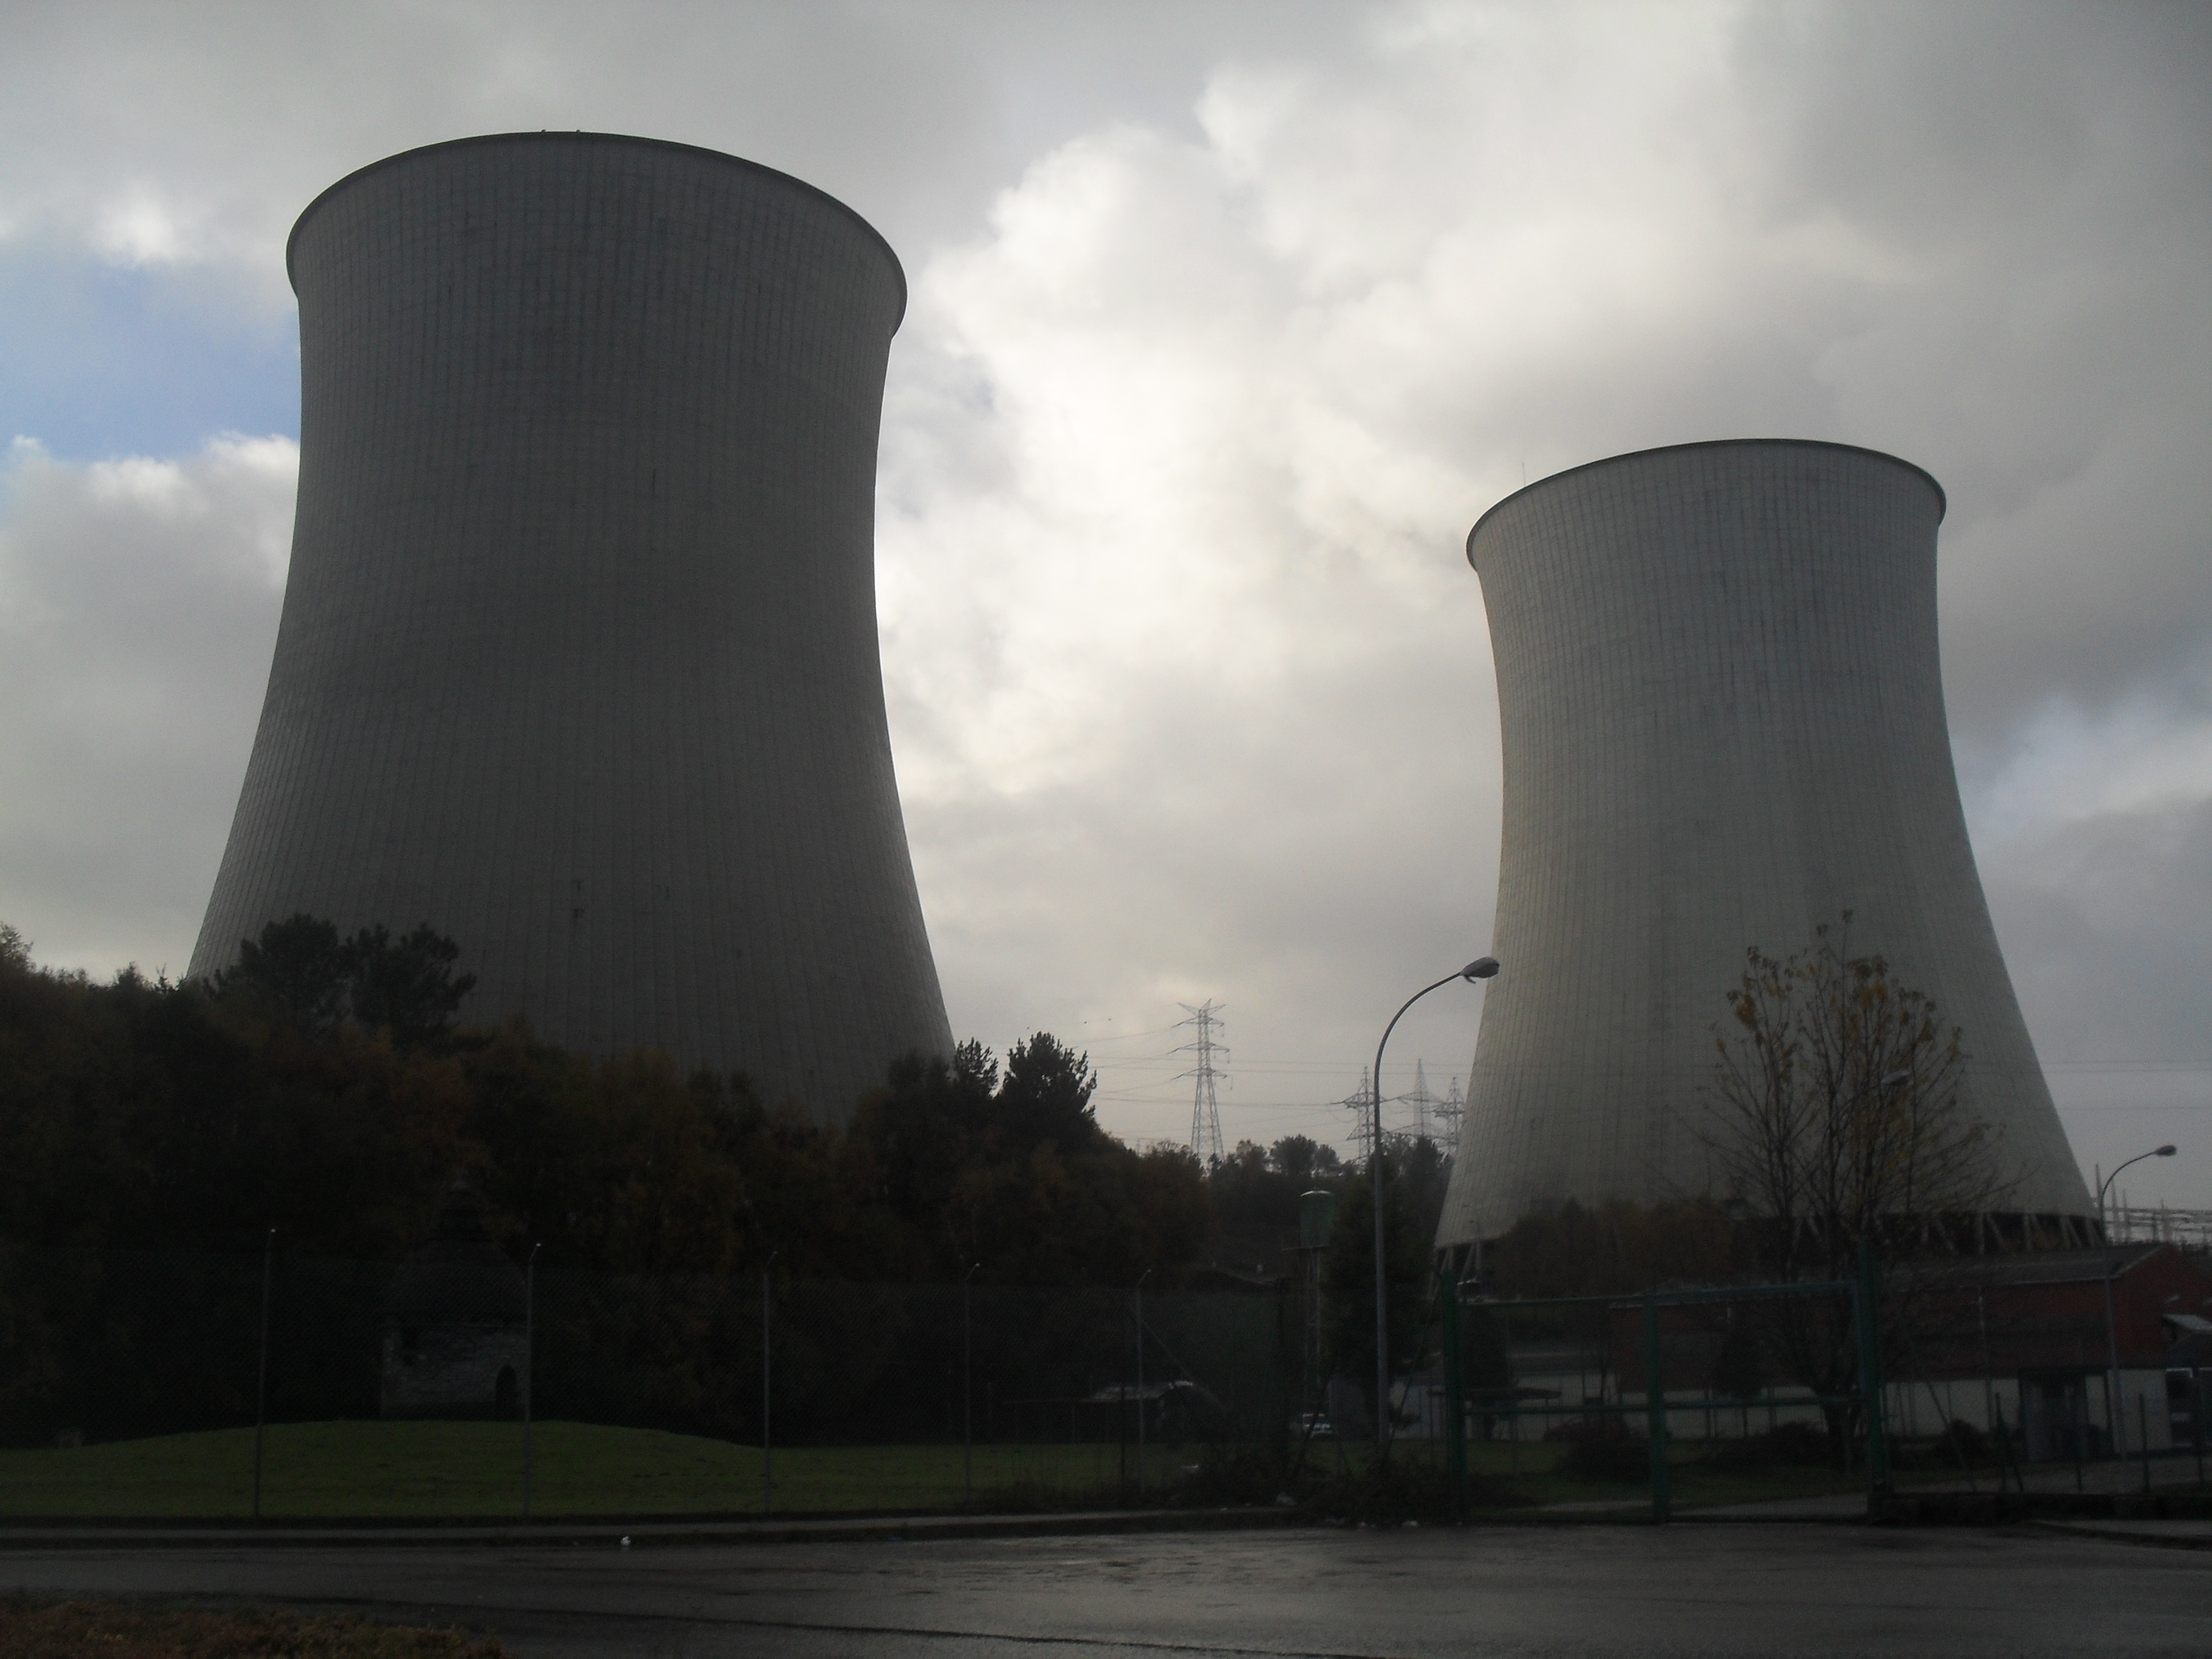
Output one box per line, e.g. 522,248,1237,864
0,1421,1187,1520
0,1597,506,1658
1469,1435,2025,1510
0,1419,1942,1521
1456,1437,1886,1510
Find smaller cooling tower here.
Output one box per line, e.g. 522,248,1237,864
1438,440,2093,1250
190,133,952,1114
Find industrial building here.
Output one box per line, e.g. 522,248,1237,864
1438,440,2094,1250
190,133,952,1114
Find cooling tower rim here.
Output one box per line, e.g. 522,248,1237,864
286,131,907,324
1464,438,1946,569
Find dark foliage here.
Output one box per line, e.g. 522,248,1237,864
1206,1136,1350,1237
1697,1419,1834,1471
1547,1413,1652,1481
1296,1450,1538,1523
1483,1198,1737,1299
1889,1418,1993,1470
212,914,477,1050
1319,1163,1431,1419
0,922,1250,1447
0,923,1207,1286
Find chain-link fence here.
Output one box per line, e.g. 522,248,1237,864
2,1239,2204,1521
0,1242,1299,1518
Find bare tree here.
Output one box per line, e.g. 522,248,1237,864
1701,914,2011,1451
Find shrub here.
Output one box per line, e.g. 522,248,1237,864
1299,1453,1537,1524
1548,1415,1651,1483
1700,1419,1833,1471
1892,1419,1991,1470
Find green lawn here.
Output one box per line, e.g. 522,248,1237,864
1445,1436,1985,1510
0,1421,1176,1520
1,1420,1980,1521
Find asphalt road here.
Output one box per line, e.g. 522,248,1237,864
2,1523,2204,1658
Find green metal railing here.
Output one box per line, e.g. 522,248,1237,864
1438,1242,1890,1523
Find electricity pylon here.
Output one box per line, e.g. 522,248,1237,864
1175,1000,1228,1167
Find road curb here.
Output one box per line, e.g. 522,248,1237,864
2025,1518,2212,1553
0,1506,1312,1552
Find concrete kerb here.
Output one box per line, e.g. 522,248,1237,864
0,1503,1867,1551
2025,1518,2212,1553
10,1492,2198,1550
0,1507,1309,1552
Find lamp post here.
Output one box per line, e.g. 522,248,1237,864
2097,1144,2177,1460
1372,956,1500,1461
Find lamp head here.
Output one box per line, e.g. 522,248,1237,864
1463,956,1501,980
2157,1144,2178,1158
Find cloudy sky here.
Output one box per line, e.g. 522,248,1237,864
2,1,2207,1208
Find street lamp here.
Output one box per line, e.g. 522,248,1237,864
1372,956,1500,1461
2097,1144,2176,1460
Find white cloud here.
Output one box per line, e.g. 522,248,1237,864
0,434,295,975
875,4,2211,1165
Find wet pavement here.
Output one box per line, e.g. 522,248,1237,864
2,1521,2207,1657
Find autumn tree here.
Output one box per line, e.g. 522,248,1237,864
1702,914,2011,1450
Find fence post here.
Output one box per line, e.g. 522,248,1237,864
1133,1269,1151,1502
963,1264,979,1506
1854,1238,1891,1497
253,1227,274,1521
522,1241,540,1517
1991,1396,2014,1494
2196,1373,2206,1487
762,1254,777,1515
1441,1267,1467,1521
1644,1292,1668,1524
2140,1395,2152,1493
2069,1389,2085,1492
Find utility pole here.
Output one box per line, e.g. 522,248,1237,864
1175,1001,1229,1167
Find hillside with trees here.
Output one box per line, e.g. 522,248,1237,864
0,919,1207,1285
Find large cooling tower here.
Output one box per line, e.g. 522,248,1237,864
190,133,953,1114
1438,440,2093,1249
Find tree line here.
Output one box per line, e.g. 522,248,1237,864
0,917,1222,1285
1,917,1458,1292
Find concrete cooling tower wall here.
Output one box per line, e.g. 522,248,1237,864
1438,439,2093,1249
190,133,953,1115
